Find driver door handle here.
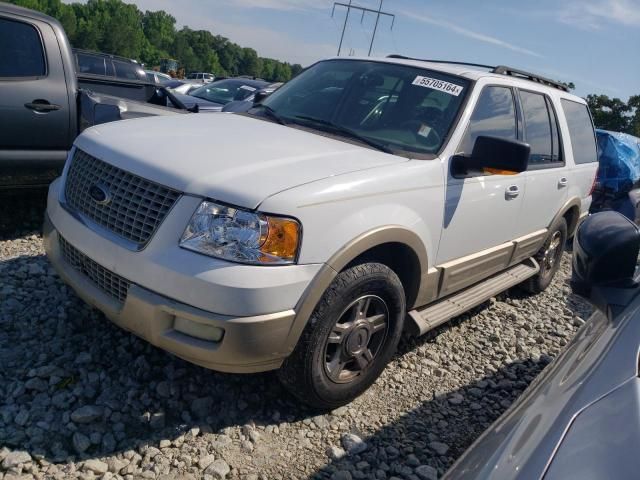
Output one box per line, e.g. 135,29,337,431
505,185,520,199
24,100,61,112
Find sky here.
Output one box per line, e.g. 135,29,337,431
115,0,640,99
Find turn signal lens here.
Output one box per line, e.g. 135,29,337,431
259,216,300,263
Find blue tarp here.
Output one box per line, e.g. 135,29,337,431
595,129,640,193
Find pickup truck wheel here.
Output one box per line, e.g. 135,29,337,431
523,218,567,294
278,263,405,409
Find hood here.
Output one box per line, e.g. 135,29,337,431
221,100,252,113
171,92,224,111
74,113,405,208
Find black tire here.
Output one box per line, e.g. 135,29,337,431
522,217,568,294
278,263,405,409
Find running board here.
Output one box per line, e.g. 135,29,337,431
408,259,539,336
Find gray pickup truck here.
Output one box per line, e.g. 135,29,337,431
0,2,185,189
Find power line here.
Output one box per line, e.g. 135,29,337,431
331,1,395,57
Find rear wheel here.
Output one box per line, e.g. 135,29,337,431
278,263,405,409
523,217,567,294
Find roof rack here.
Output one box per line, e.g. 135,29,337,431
386,54,495,70
386,55,569,92
491,66,569,92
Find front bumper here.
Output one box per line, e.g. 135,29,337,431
45,214,298,372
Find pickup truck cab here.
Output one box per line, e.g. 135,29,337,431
0,3,183,189
44,56,599,408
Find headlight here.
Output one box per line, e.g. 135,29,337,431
180,200,301,265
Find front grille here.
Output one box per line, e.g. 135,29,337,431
64,149,181,247
59,236,130,304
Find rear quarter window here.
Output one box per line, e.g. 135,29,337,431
561,99,598,164
113,60,141,80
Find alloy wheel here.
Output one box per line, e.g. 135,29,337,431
543,231,563,271
323,295,389,384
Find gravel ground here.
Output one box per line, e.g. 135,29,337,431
0,194,592,480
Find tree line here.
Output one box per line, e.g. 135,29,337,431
8,0,304,82
586,95,640,137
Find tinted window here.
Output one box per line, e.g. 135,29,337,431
520,91,561,165
76,53,107,76
114,60,141,80
145,72,156,83
191,80,262,104
0,18,45,77
263,59,470,156
459,86,517,154
561,99,597,164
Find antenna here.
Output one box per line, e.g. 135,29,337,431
331,1,395,57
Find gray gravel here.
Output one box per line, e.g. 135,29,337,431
0,201,592,479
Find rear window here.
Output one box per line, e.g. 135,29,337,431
0,18,46,77
561,99,598,164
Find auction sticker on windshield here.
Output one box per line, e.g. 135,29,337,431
412,76,463,96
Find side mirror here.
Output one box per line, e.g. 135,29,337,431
452,136,530,176
253,90,271,104
571,211,640,313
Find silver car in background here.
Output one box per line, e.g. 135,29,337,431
446,210,640,479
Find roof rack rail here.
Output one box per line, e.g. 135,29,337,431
386,54,495,70
491,65,569,92
386,55,570,92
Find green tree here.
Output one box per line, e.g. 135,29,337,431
239,47,261,78
628,95,640,137
8,0,306,82
142,10,175,53
273,62,292,82
290,63,304,77
586,94,632,132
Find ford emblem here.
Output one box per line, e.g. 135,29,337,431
88,183,111,205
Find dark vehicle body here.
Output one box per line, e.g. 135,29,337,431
0,2,184,189
222,82,283,113
446,211,640,480
177,78,270,112
74,48,147,82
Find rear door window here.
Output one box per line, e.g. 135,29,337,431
561,99,598,164
459,86,517,154
0,18,46,77
520,90,562,166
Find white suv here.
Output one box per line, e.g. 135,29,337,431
44,56,599,408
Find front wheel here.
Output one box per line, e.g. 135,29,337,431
278,263,405,409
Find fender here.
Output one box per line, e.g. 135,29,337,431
281,226,429,355
550,197,582,238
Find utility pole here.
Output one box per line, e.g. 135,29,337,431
368,0,384,56
332,1,395,57
337,0,352,57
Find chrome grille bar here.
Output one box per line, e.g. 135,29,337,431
64,149,181,247
59,235,130,304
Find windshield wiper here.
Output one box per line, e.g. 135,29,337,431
252,104,287,125
293,115,393,154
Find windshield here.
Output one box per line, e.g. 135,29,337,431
259,59,470,156
191,80,259,105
